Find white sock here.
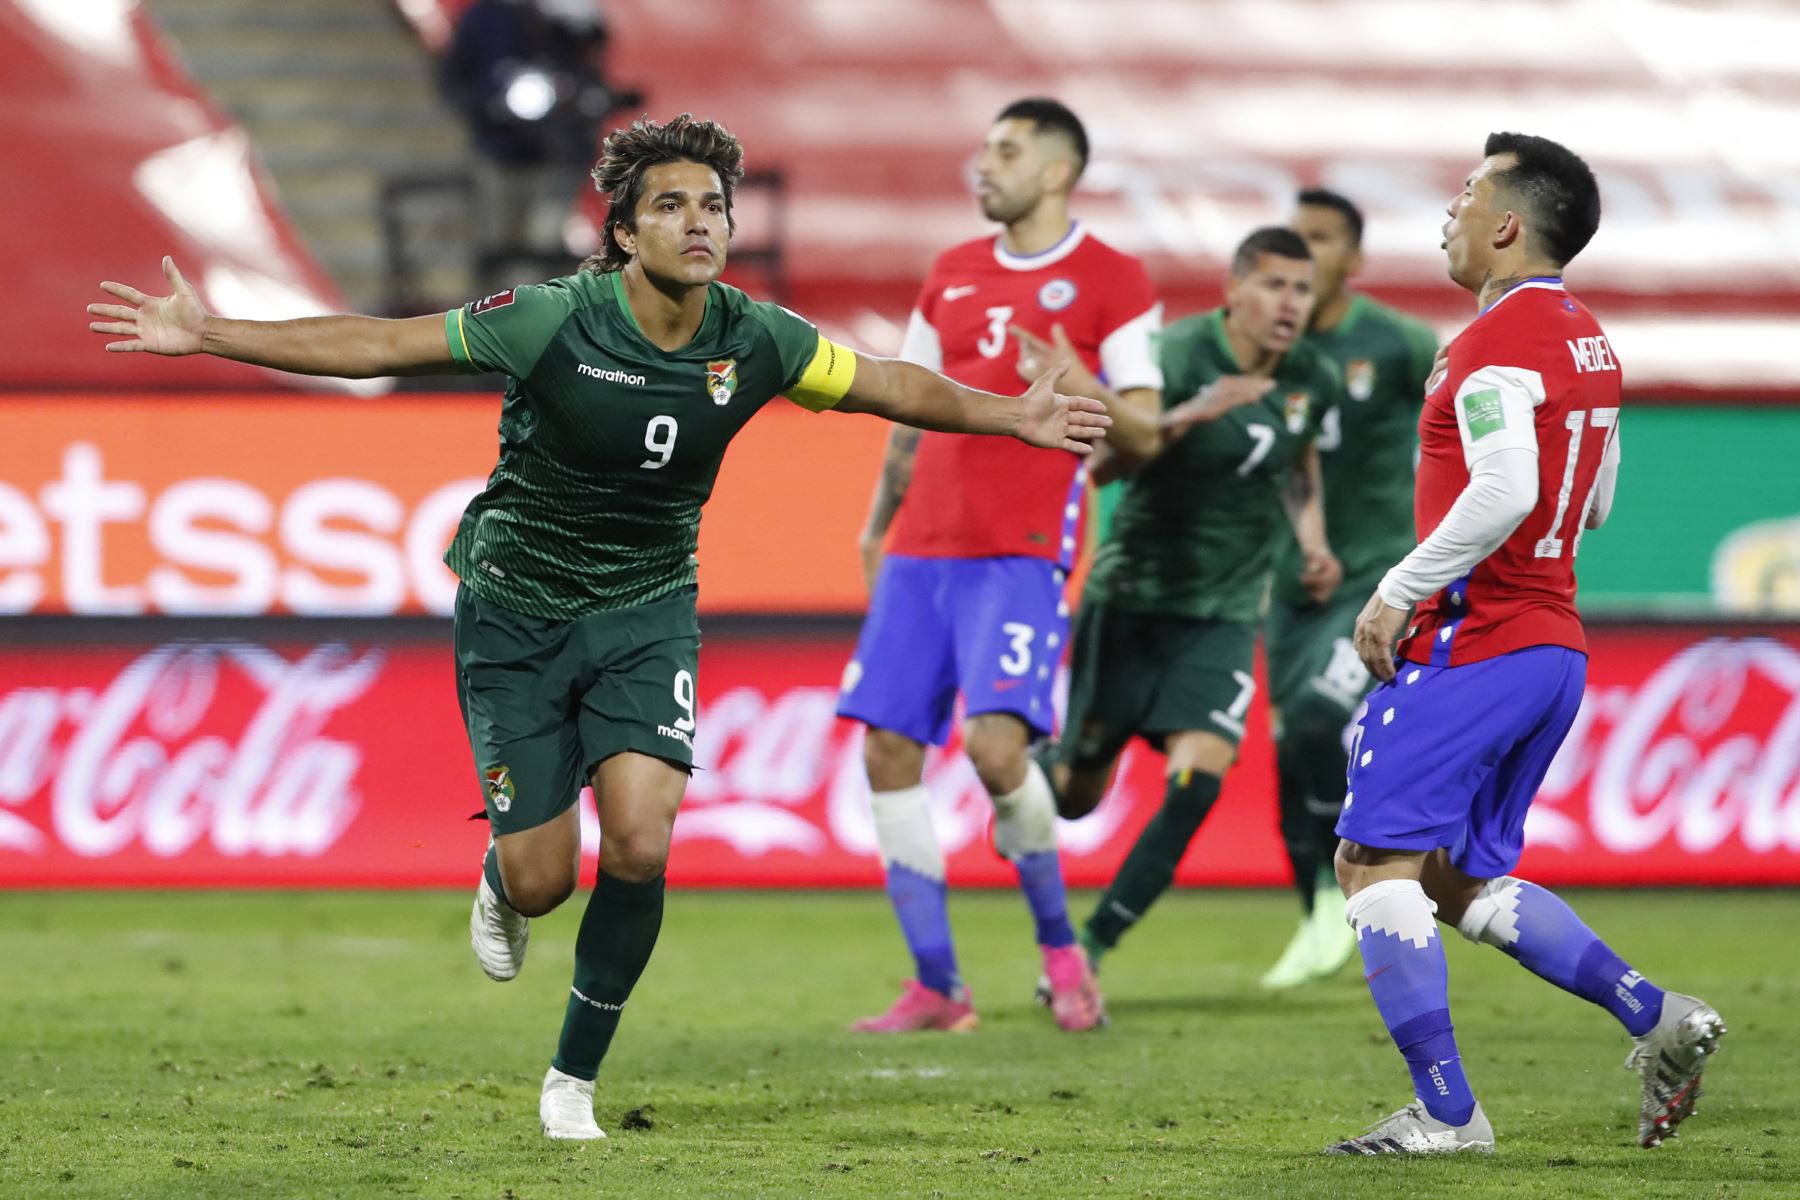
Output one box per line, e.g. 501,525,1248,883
869,785,944,880
991,760,1058,860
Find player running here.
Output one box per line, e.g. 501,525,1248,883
1327,133,1723,1156
840,98,1164,1035
1259,190,1439,990
87,114,1110,1141
1040,227,1345,977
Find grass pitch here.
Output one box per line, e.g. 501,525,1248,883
2,888,1794,1198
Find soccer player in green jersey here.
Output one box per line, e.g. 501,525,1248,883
1031,227,1345,979
88,113,1109,1141
1258,189,1440,990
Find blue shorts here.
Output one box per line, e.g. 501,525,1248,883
1335,645,1586,879
836,555,1069,746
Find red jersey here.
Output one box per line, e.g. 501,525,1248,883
886,223,1162,563
1400,280,1623,666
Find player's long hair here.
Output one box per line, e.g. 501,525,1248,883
581,114,745,275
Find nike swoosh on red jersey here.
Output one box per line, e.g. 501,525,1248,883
941,285,978,301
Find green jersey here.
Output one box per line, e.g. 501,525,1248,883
1272,294,1437,604
1087,309,1342,622
443,270,854,618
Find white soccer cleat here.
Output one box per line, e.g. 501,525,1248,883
470,869,529,981
1627,991,1725,1149
1325,1100,1494,1156
540,1066,607,1140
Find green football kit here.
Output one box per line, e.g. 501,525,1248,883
1064,308,1340,768
444,270,855,832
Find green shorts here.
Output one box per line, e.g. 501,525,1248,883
454,583,701,835
1061,601,1258,770
1265,586,1377,731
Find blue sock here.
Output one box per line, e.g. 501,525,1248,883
870,785,961,998
884,861,960,997
1462,877,1664,1037
1349,879,1477,1127
1013,851,1075,948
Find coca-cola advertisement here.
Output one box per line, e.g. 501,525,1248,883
0,626,1795,888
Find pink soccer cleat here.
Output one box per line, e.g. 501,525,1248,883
850,980,979,1033
1041,943,1107,1032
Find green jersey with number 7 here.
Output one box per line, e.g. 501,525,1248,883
1086,308,1342,622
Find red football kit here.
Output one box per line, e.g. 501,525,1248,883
886,223,1162,565
1400,280,1624,666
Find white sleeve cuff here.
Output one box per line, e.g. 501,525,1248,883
1379,446,1540,607
897,309,943,372
1097,302,1164,393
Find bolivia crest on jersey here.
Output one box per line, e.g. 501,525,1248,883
483,765,514,812
706,358,738,405
1345,358,1375,402
1284,392,1310,434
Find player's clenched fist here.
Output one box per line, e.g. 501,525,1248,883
88,256,208,356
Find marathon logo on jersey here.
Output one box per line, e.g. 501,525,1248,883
483,764,515,813
1037,278,1077,311
470,289,516,316
1284,392,1310,433
1345,359,1376,402
577,363,647,385
1566,335,1619,374
706,358,738,405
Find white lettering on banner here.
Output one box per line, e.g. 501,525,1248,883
1532,638,1800,856
39,442,147,614
13,441,484,617
0,643,379,859
657,685,1137,861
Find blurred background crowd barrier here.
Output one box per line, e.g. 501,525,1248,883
2,0,1796,889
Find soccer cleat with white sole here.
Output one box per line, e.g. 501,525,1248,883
540,1066,607,1140
1627,991,1725,1149
470,870,529,981
1325,1100,1494,1156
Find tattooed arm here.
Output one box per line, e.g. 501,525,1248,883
858,425,923,591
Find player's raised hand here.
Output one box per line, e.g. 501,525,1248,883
1017,361,1111,454
1352,589,1410,682
1160,376,1275,440
1012,323,1100,397
88,256,208,355
1299,545,1343,604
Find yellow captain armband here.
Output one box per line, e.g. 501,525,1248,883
786,335,858,412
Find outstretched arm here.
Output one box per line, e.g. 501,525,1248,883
1010,324,1161,464
835,354,1110,454
90,256,457,378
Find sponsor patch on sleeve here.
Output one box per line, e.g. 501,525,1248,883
1460,388,1506,440
470,289,516,316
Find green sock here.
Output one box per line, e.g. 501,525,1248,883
1078,927,1109,969
482,843,510,906
552,871,666,1082
1083,769,1222,951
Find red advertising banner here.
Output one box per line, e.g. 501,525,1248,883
1,626,1795,889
